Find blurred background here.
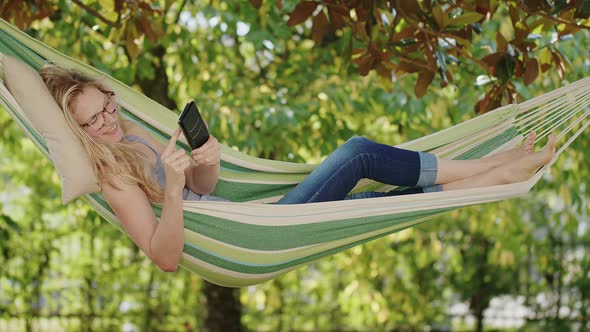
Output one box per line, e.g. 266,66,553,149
1,0,590,331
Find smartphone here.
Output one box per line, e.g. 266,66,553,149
178,101,210,150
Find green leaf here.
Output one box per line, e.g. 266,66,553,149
1,214,20,232
341,27,353,71
496,55,515,84
575,0,590,18
388,38,418,47
432,5,448,29
449,12,485,26
551,0,568,14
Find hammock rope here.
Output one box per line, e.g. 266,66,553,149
0,19,588,287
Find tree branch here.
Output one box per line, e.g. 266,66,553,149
516,1,590,31
394,54,432,71
174,0,189,24
71,0,121,28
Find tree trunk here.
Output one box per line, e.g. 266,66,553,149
135,45,177,110
83,275,95,332
475,306,484,332
202,281,242,332
581,302,588,332
142,270,156,332
25,316,32,332
82,227,96,332
554,241,563,326
469,237,492,332
580,250,590,331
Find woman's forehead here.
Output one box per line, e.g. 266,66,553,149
72,86,105,116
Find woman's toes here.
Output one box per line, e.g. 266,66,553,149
549,132,557,149
524,131,536,154
540,133,557,164
548,133,557,154
504,132,557,184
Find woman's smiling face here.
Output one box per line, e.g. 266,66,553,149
70,86,123,143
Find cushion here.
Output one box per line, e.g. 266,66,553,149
2,54,99,204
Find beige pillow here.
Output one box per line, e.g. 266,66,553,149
2,54,99,204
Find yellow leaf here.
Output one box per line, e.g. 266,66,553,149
539,48,552,65
449,12,484,26
496,32,508,52
432,5,448,29
125,22,139,60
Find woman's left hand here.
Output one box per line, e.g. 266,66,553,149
191,135,221,166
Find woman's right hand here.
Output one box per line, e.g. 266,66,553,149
161,128,191,194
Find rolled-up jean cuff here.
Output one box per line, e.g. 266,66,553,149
423,184,444,193
416,151,438,188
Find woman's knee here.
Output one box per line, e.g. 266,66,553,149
335,136,367,155
344,136,372,149
346,136,369,143
338,136,374,156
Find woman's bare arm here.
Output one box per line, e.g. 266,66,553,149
102,178,184,272
186,135,222,194
186,163,220,194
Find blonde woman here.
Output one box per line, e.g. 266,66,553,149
40,65,556,272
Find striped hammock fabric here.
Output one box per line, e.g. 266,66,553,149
0,19,588,287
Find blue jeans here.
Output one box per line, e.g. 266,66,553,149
276,136,443,204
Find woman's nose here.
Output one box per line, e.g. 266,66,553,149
105,111,117,123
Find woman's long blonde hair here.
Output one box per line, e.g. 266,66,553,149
40,65,165,203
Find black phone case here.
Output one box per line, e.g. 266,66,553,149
178,101,209,150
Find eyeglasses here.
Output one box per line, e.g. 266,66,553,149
80,91,118,131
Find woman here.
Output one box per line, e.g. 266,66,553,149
40,65,556,272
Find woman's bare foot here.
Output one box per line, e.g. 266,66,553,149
502,132,556,183
439,132,556,191
483,131,536,167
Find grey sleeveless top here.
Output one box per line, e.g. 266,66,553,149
125,135,226,202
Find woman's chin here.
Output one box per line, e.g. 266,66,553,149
97,125,124,143
108,131,124,143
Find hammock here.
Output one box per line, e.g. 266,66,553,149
0,19,588,287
